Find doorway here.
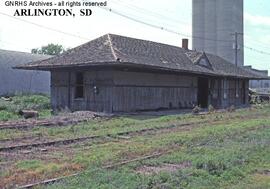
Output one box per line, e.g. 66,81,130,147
197,77,209,108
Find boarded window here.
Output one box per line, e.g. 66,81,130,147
75,72,84,99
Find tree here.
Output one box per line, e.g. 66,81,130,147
31,43,65,55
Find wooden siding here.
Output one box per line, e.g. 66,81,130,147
70,71,113,112
51,71,114,111
209,78,249,108
209,78,222,108
51,72,69,110
50,70,250,113
113,71,197,87
112,86,197,112
112,71,197,112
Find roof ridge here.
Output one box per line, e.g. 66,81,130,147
107,34,118,60
106,33,186,51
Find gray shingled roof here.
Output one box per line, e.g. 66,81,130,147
0,49,51,95
15,34,267,79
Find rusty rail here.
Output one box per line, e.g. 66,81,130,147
0,122,197,152
18,149,175,189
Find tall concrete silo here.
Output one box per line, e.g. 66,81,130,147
192,0,244,66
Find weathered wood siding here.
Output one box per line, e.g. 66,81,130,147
112,71,198,112
51,71,69,110
51,70,249,113
209,78,249,108
70,71,113,112
209,78,222,108
51,70,114,112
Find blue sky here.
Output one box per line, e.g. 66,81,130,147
0,0,270,72
244,0,270,71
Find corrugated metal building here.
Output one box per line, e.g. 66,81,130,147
244,66,270,91
0,49,51,95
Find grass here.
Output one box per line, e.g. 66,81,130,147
16,160,45,170
0,94,51,121
0,96,270,188
1,106,268,142
44,107,270,189
45,118,270,189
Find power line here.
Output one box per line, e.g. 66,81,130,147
244,39,270,49
243,45,270,56
0,39,34,52
0,8,246,46
110,0,190,26
0,12,90,41
109,0,182,30
110,0,270,55
104,2,270,56
1,8,270,57
109,0,191,33
100,7,270,56
244,32,270,49
245,54,270,63
99,7,233,43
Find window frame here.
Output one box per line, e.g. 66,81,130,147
74,72,84,99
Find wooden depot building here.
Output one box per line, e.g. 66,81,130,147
15,34,267,113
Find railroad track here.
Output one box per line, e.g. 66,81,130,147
0,122,198,152
0,109,253,131
0,111,109,130
14,122,269,189
0,118,86,130
0,109,219,131
3,111,268,189
0,112,266,152
18,148,177,189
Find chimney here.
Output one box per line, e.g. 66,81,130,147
182,39,189,50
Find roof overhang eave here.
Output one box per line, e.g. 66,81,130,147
13,61,119,71
248,76,270,80
13,61,264,79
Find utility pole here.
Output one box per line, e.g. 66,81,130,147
231,32,243,67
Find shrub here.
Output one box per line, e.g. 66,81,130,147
0,111,17,121
0,94,51,121
12,95,50,110
0,102,8,111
